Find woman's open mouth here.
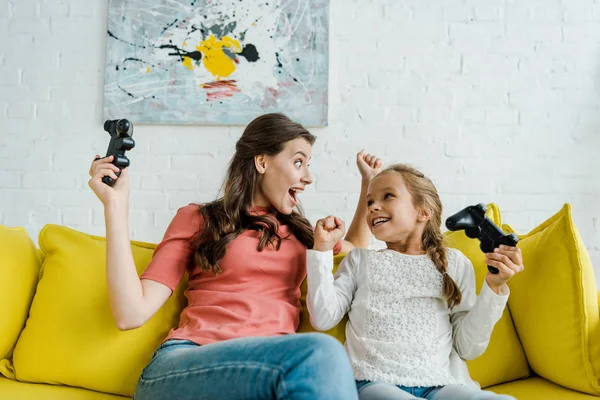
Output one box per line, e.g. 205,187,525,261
288,187,301,206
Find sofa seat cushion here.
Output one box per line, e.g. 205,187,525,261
488,376,600,399
503,204,600,395
0,377,128,400
11,225,187,397
0,226,40,372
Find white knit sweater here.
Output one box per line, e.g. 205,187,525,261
306,247,509,389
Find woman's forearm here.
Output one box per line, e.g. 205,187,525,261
104,202,145,329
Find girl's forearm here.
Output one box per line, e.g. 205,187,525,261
344,179,371,248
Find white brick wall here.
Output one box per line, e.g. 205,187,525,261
1,0,599,285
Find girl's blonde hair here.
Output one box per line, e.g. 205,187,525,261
377,164,462,308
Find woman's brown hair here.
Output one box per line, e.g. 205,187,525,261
192,113,316,274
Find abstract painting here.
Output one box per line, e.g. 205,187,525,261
103,0,329,126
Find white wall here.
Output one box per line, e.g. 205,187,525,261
1,0,599,284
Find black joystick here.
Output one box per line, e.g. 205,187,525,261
97,119,135,186
445,203,519,274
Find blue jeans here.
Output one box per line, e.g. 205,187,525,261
356,380,517,400
133,333,358,400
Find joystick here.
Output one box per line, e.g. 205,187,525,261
97,119,135,186
445,203,519,274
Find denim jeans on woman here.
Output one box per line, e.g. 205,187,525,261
133,333,358,400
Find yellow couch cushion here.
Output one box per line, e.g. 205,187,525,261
11,225,187,397
0,376,127,400
444,203,530,388
0,226,41,373
503,204,600,395
297,253,348,342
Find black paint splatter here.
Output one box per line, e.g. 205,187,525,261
161,19,178,35
118,85,135,98
186,51,202,61
107,30,146,49
124,57,155,67
158,44,202,63
189,25,207,40
240,44,259,62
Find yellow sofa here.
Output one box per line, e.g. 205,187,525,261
1,203,599,399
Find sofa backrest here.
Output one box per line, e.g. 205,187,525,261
7,225,187,397
0,225,41,375
502,204,600,395
3,202,598,395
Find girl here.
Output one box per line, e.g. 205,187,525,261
88,113,383,400
306,164,523,400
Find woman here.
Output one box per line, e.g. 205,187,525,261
88,113,382,400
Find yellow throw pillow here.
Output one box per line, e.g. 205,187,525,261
11,225,187,397
444,203,531,388
503,203,600,395
0,226,41,376
297,253,348,343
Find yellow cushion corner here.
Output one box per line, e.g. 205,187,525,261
0,225,41,366
503,203,600,395
11,225,187,397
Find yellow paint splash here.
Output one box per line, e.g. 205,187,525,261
196,35,242,79
182,56,194,70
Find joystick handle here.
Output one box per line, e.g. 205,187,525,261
100,118,135,187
